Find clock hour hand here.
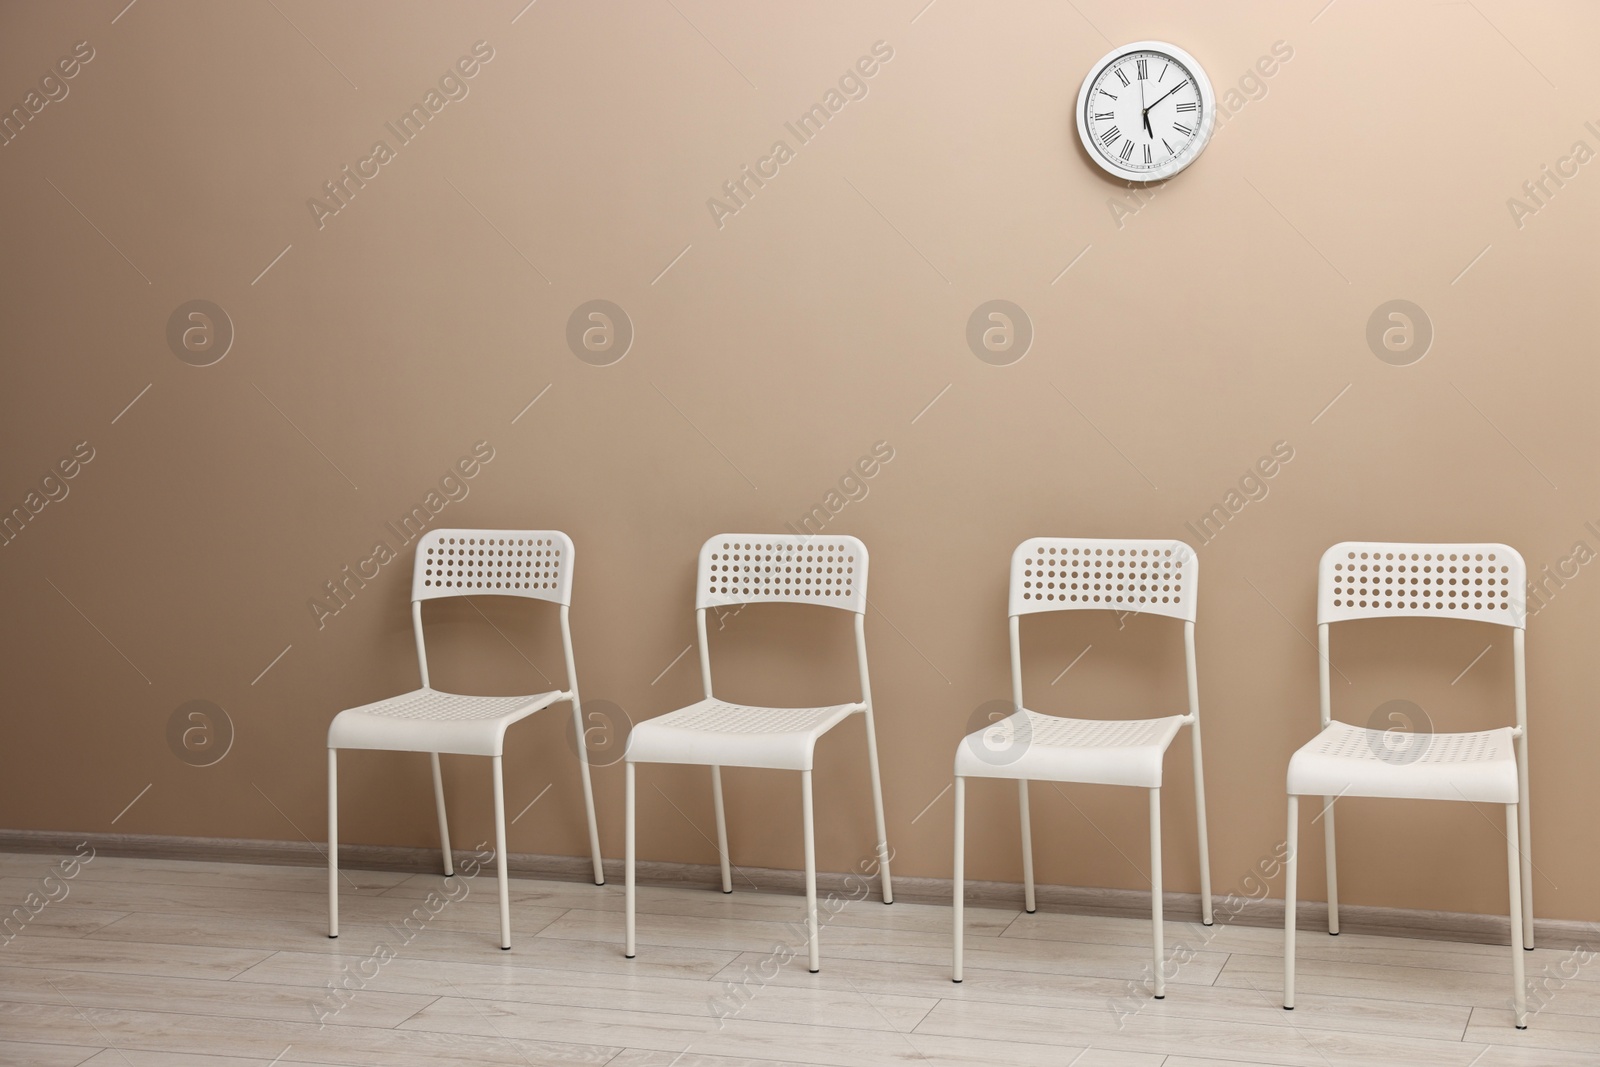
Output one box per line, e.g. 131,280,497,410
1139,75,1151,137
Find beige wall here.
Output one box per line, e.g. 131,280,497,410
2,0,1597,922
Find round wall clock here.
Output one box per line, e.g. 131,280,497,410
1075,41,1215,182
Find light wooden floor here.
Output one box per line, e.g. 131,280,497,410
1,850,1596,1066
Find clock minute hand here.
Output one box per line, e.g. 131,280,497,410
1144,80,1187,115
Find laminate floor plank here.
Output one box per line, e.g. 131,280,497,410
1007,909,1559,970
1466,1004,1600,1053
0,908,129,941
1163,1054,1600,1067
914,995,1525,1066
0,965,438,1028
0,876,478,926
397,994,1159,1067
75,1052,312,1067
0,1039,102,1066
0,1000,618,1066
387,873,1017,936
83,902,569,950
14,854,412,894
232,948,937,1032
0,936,272,981
1218,950,1600,1014
538,907,1229,985
205,923,738,981
704,951,1472,1040
602,1045,1163,1067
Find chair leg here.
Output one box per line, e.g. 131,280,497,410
1518,780,1534,950
863,712,894,904
492,755,511,950
624,761,636,959
1018,779,1036,914
430,753,454,877
571,704,605,886
327,748,339,939
1284,794,1298,1010
952,776,965,983
1507,804,1528,1028
1322,795,1340,935
1191,729,1214,926
711,766,733,894
1150,787,1164,999
801,769,820,973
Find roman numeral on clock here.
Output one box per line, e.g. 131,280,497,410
1119,140,1133,161
1115,67,1130,87
1143,144,1152,164
1094,112,1113,121
1136,58,1148,80
1173,122,1193,136
1176,101,1197,113
1099,126,1120,147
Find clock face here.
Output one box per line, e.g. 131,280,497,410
1076,42,1214,182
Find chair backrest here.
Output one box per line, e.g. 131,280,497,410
692,533,871,707
1007,538,1200,721
412,529,574,607
407,529,577,693
697,533,868,614
1010,538,1198,622
1317,541,1524,628
1314,541,1527,734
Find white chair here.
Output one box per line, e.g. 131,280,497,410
326,529,604,950
623,534,893,972
952,538,1213,994
1284,542,1533,1026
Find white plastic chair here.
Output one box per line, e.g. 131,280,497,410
1284,542,1533,1026
952,539,1213,994
623,534,893,972
326,529,604,950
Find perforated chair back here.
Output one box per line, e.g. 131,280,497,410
412,529,575,607
1010,538,1198,622
1313,541,1530,738
697,534,868,614
1317,541,1525,628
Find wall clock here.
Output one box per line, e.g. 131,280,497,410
1076,41,1215,182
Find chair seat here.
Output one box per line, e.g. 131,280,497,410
625,699,863,771
327,687,565,757
954,710,1186,787
1286,720,1519,803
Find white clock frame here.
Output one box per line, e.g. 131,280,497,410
1075,40,1216,182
